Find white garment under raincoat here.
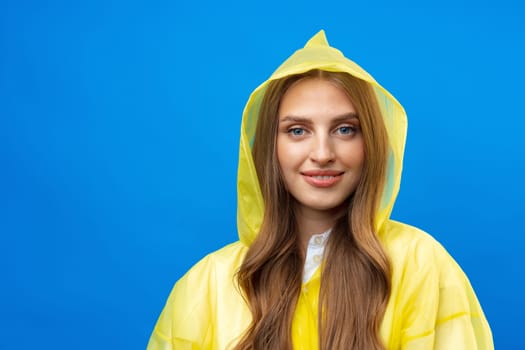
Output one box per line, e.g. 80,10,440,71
147,30,493,349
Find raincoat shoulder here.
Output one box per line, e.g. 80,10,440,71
381,220,493,349
146,242,249,350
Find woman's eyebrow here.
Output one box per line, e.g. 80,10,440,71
279,113,358,123
279,116,311,123
331,112,359,122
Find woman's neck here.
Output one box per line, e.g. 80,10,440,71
295,206,344,251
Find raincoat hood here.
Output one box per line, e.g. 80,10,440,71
237,30,408,245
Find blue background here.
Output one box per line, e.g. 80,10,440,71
1,0,523,348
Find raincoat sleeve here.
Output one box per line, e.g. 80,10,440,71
397,231,493,350
147,255,215,350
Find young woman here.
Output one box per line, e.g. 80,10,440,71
147,30,493,349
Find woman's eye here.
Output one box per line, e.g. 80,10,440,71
337,126,355,135
288,128,305,136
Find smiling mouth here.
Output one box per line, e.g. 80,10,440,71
301,171,344,187
301,170,344,177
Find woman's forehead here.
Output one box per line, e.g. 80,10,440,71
278,78,356,119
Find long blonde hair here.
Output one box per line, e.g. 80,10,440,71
235,70,391,349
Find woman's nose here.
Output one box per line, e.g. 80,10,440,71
310,135,335,165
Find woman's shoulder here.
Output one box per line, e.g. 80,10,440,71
381,219,486,319
380,219,451,265
147,241,249,349
380,219,471,289
380,221,494,348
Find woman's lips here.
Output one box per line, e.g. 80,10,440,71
301,170,344,187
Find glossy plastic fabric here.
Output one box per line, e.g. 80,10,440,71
147,30,493,349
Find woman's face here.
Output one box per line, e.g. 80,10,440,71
277,78,365,216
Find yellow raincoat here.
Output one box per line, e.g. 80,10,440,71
147,30,493,349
